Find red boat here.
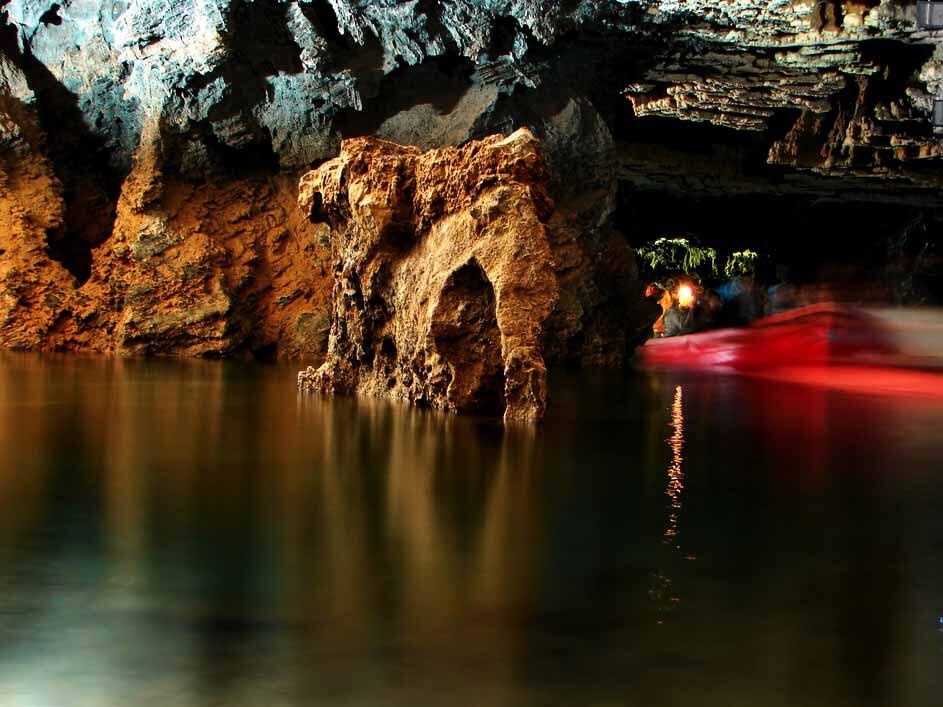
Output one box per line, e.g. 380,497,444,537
640,303,895,372
638,303,943,397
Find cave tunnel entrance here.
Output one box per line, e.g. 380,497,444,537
431,260,506,415
613,115,943,306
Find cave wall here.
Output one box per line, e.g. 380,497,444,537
0,53,74,349
61,124,335,358
0,0,942,364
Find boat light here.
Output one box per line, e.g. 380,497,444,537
677,284,695,308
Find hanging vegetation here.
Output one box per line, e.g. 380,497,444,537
724,250,759,278
636,238,719,280
637,238,764,284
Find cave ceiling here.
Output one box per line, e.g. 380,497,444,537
1,0,943,192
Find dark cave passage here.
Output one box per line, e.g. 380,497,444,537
612,113,943,306
617,188,943,305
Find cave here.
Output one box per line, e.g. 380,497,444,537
4,3,943,705
1,0,941,384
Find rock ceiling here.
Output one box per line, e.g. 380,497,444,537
1,0,942,183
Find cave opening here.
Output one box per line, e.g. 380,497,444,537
614,114,943,306
431,260,506,415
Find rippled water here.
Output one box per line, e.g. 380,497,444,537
1,352,942,706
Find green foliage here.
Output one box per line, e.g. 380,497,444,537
638,239,765,285
636,238,719,279
724,250,759,278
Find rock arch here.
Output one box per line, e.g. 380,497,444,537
430,259,505,414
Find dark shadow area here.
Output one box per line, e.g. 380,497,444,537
335,55,475,139
299,0,385,81
167,0,306,177
231,0,303,79
859,38,935,107
488,15,523,57
38,3,62,26
0,11,123,284
615,186,943,304
431,260,506,415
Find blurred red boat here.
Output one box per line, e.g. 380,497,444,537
638,303,943,397
640,303,894,371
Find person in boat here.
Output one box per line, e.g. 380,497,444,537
660,280,698,337
717,274,765,326
692,287,722,330
766,264,799,315
646,282,674,337
648,279,720,338
662,299,693,337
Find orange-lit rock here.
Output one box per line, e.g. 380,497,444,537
297,128,559,422
0,62,75,350
0,110,333,360
59,128,334,359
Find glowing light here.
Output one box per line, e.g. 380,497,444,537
677,284,695,308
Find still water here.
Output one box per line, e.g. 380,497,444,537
1,352,942,706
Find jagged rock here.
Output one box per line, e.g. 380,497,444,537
0,57,74,349
51,126,335,359
623,1,943,181
297,128,558,422
5,0,942,182
535,96,659,365
0,113,334,359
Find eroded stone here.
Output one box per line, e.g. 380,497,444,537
297,128,558,422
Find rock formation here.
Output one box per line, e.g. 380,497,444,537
297,129,558,422
0,0,941,413
56,124,334,359
2,0,942,181
0,55,74,350
0,106,334,358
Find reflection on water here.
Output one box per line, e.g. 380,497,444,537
650,384,688,623
1,353,943,706
664,384,684,546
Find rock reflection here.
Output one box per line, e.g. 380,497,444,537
0,355,940,706
0,354,555,704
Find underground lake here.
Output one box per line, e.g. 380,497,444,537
1,353,942,706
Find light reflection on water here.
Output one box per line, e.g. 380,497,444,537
0,353,942,706
664,384,684,546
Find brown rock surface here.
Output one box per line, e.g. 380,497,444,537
57,128,334,359
0,59,75,350
623,1,943,183
297,128,559,422
0,113,333,360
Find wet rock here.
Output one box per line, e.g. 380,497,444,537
0,118,334,360
2,0,942,183
297,128,558,422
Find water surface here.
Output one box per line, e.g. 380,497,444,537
1,353,942,706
